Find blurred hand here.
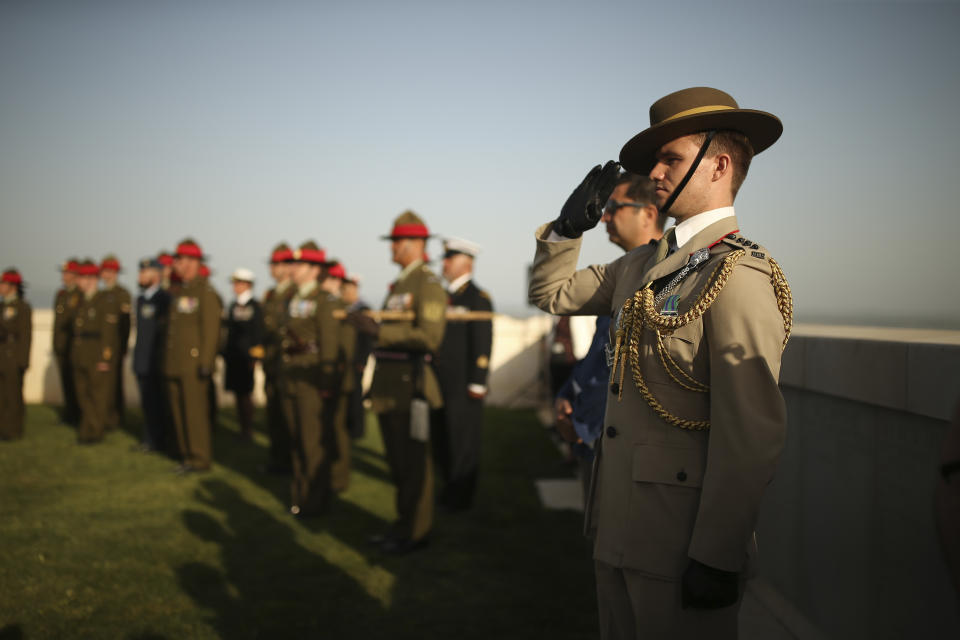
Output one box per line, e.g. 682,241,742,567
96,361,110,373
553,160,621,238
554,396,576,443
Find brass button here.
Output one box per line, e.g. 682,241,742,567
606,426,618,438
676,470,687,482
190,348,199,358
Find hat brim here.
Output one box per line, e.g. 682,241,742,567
380,234,433,241
619,109,782,173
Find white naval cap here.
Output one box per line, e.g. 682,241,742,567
230,267,256,283
442,237,482,259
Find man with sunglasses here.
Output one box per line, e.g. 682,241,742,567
529,87,791,638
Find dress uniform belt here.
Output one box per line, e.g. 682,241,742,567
372,349,432,363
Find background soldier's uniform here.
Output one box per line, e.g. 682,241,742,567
263,279,294,472
431,279,493,510
53,281,81,425
164,274,222,470
330,294,355,492
281,277,340,515
0,291,32,440
100,282,131,429
369,261,447,545
223,289,263,438
72,292,119,443
133,280,170,452
345,295,373,440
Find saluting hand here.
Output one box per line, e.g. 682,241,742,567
553,160,621,238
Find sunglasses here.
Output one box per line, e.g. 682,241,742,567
603,199,645,214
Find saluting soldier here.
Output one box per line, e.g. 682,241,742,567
349,211,447,554
528,87,793,638
71,260,119,444
319,261,354,493
261,243,295,473
132,258,170,453
164,239,222,473
281,241,341,516
99,254,132,429
431,237,494,512
223,268,263,441
53,258,82,426
0,269,32,441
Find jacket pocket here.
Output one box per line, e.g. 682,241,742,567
631,444,705,488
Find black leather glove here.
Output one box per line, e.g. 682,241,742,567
553,160,621,238
681,559,740,609
345,310,380,338
198,366,212,379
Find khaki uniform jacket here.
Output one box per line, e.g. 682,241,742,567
0,297,32,372
334,296,358,395
70,293,119,368
53,287,81,357
100,285,132,356
529,216,787,578
369,262,447,413
280,284,340,393
163,277,223,378
262,282,294,379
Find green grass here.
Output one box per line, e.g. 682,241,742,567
0,404,597,639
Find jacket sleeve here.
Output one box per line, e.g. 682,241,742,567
316,295,342,393
687,260,788,572
18,302,32,369
378,276,447,353
119,289,132,355
200,286,223,370
467,288,494,389
528,222,617,316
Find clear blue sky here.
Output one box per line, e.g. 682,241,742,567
2,0,958,326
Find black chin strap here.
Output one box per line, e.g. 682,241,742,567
659,130,716,215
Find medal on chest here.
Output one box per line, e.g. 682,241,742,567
141,304,155,319
385,292,413,311
177,296,199,314
289,298,316,318
232,305,254,322
3,306,15,320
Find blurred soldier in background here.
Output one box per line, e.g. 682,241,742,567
199,262,222,431
71,260,118,444
158,252,174,290
223,268,263,441
431,237,493,512
341,273,372,440
319,261,354,493
351,211,447,554
132,258,170,454
53,258,81,426
99,254,131,430
281,241,340,517
0,269,32,441
165,240,222,473
262,243,295,474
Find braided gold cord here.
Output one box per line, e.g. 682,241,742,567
608,248,794,431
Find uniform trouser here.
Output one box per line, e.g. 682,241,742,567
74,364,111,442
431,393,484,509
137,372,166,451
265,373,291,470
378,410,434,541
167,375,212,469
106,354,124,429
594,560,741,640
55,353,80,425
0,367,25,440
346,384,365,439
282,378,331,515
328,394,351,492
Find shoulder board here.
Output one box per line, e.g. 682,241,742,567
719,232,770,261
478,289,491,301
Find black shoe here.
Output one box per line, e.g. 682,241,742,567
380,536,429,555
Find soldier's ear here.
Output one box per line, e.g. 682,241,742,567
711,153,731,184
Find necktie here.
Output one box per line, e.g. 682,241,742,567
653,227,677,264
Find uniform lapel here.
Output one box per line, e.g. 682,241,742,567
639,216,740,285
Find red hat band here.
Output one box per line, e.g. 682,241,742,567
389,224,429,238
158,254,174,266
294,248,327,264
101,259,121,271
176,243,203,258
2,271,22,285
271,248,294,263
67,261,81,274
327,263,346,279
77,264,100,276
